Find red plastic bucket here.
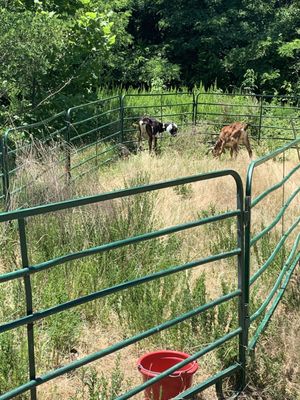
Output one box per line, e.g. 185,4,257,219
137,350,198,400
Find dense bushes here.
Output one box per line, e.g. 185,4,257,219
1,0,300,130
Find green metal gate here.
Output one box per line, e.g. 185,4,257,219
0,137,299,399
245,137,300,351
1,91,300,209
0,169,247,400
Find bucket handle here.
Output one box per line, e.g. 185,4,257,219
138,364,187,378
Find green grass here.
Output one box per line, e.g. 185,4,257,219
0,89,299,399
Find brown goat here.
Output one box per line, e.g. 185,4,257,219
212,122,252,158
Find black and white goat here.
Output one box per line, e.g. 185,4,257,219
137,117,178,153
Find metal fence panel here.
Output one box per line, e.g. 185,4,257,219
245,137,300,351
0,169,246,400
1,91,300,208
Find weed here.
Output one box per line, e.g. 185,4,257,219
71,357,130,400
173,184,193,199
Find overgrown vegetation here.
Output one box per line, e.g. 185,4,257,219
0,139,299,399
1,0,300,128
0,2,299,397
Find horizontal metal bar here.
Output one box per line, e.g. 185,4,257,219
73,132,120,155
71,164,101,183
248,137,300,171
116,328,242,400
8,163,25,176
74,139,102,154
258,125,294,131
71,107,121,128
194,119,257,127
0,295,241,400
250,215,300,285
67,96,120,112
9,157,64,195
123,104,165,110
70,119,120,142
124,113,192,123
10,184,29,196
196,111,260,118
173,363,242,398
157,112,193,119
260,114,299,120
71,152,101,171
160,102,193,107
38,126,67,140
197,101,260,109
250,234,300,321
251,187,300,246
0,169,242,222
0,210,240,283
249,252,300,350
124,92,190,98
124,102,193,109
197,92,258,98
72,143,118,169
197,92,300,99
0,251,241,331
95,131,121,143
262,104,299,111
50,125,67,135
125,113,192,121
4,111,65,136
252,163,300,208
7,143,31,155
259,136,295,141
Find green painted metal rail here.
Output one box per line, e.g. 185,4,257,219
0,136,299,398
0,169,247,399
245,137,300,351
1,91,300,209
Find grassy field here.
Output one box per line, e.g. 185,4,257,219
0,128,299,400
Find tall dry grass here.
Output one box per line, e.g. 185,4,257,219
0,134,299,400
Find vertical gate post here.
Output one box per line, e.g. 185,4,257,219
244,163,254,361
119,94,125,144
258,96,264,143
290,119,300,161
65,110,72,182
194,93,200,127
192,91,196,126
18,218,37,400
0,137,5,203
2,132,11,210
237,176,249,393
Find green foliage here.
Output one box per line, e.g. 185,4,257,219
0,9,68,119
173,184,193,199
241,69,258,93
0,330,28,396
71,358,129,399
2,0,300,129
199,205,237,256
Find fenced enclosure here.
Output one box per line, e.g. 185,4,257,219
245,139,300,350
195,92,300,142
66,96,122,182
1,91,300,209
0,138,299,400
121,92,195,146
